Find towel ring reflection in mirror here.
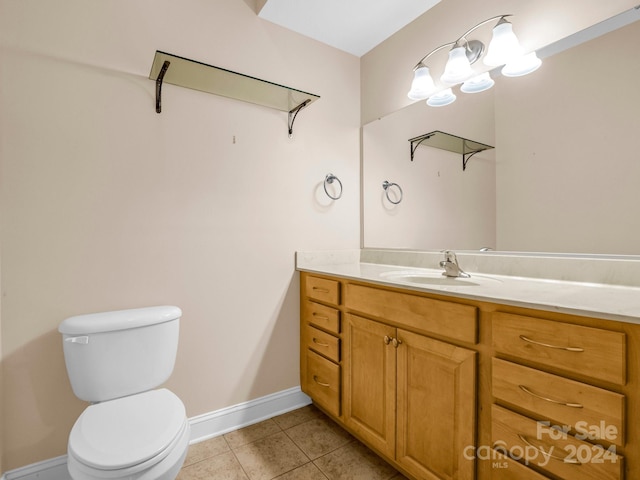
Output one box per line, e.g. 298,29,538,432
324,174,343,200
382,181,403,205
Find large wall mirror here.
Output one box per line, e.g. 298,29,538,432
363,8,640,256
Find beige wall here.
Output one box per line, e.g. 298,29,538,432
0,0,359,471
495,21,640,254
361,0,639,124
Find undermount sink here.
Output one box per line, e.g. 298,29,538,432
379,269,500,287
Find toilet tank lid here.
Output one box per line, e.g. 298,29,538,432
59,306,182,335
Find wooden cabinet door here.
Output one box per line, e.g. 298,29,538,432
396,329,477,480
343,313,397,458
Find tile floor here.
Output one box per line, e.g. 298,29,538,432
178,404,409,480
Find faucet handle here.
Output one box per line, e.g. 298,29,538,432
442,250,457,263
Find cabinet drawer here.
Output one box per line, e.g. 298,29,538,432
305,325,340,363
492,404,622,480
306,350,340,417
490,451,552,479
492,312,626,385
303,300,340,334
345,283,478,344
305,276,340,305
492,358,625,447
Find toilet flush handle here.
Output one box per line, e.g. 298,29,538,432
65,336,89,344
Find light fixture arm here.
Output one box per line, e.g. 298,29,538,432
456,14,512,43
414,14,514,69
414,41,456,69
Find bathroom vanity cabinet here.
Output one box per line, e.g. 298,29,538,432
342,284,477,480
299,271,639,480
302,275,342,418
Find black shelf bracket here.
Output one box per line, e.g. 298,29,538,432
155,60,170,114
288,99,311,137
410,133,436,161
462,149,482,171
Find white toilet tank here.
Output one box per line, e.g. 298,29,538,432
59,306,182,402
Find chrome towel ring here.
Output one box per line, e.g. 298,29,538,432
382,181,403,204
324,174,343,200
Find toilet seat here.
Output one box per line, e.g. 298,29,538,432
69,389,187,472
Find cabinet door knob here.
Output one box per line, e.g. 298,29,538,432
392,337,402,348
384,335,391,345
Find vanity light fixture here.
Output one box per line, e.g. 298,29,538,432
459,72,495,93
407,15,541,107
427,88,457,107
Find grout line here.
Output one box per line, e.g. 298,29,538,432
228,448,251,480
230,429,310,480
311,458,332,480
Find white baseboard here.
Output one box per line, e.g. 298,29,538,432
1,456,70,480
1,386,311,480
188,386,312,443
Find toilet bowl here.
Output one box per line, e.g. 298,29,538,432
66,389,190,480
59,306,190,480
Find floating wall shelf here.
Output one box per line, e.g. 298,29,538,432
149,51,320,136
409,130,494,171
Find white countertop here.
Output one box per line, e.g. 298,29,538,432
296,250,640,325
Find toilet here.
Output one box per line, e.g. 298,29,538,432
59,306,190,480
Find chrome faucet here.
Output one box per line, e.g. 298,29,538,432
439,250,470,278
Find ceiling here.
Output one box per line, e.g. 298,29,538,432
258,0,441,57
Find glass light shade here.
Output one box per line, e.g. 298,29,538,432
440,46,473,85
427,88,457,107
502,52,542,77
407,65,436,100
483,21,523,66
460,72,495,93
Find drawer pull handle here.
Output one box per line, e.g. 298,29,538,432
313,375,330,387
519,335,585,352
312,338,330,347
312,313,329,320
312,287,330,293
516,434,581,464
518,385,583,408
